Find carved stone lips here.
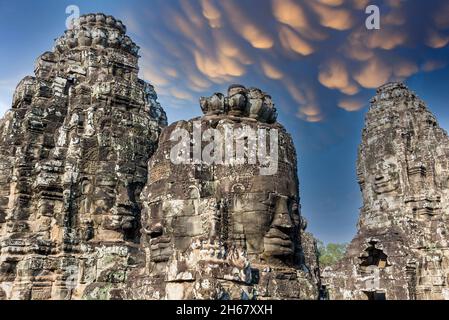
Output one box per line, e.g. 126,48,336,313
149,236,171,262
374,180,391,187
265,228,293,248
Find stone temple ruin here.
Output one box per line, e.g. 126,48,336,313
1,13,449,301
322,83,449,300
0,14,318,300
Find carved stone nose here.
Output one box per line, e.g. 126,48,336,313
272,199,293,230
272,213,293,230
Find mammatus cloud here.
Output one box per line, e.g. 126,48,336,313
354,57,392,89
279,26,314,56
261,60,283,80
318,59,359,95
421,60,447,72
308,1,354,31
338,98,365,112
426,29,449,49
122,0,449,123
393,60,419,78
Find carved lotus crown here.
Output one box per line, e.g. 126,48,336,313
199,84,278,124
53,13,139,56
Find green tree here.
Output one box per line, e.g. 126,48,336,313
317,241,348,267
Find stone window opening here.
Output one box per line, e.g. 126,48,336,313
359,241,389,271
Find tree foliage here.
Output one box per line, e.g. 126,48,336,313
317,241,348,267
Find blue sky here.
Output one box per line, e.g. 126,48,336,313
1,0,449,243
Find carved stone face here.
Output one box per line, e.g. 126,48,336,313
263,194,297,258
78,166,141,240
226,175,300,264
371,161,400,194
143,181,206,263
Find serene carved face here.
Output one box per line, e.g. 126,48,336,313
143,184,205,263
263,194,298,258
144,200,171,263
111,179,139,231
227,177,300,264
371,161,400,194
80,165,141,239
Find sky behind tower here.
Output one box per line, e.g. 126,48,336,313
1,0,449,243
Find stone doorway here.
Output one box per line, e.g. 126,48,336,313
363,291,386,300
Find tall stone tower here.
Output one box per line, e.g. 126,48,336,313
0,14,318,300
323,82,449,300
0,13,166,299
126,85,319,299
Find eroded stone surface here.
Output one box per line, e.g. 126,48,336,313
0,15,318,300
0,13,166,300
323,83,449,300
126,86,318,300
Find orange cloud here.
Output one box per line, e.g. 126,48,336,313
170,88,194,100
338,98,365,112
393,61,418,78
200,0,222,28
261,60,284,80
367,29,407,50
163,67,178,78
279,26,314,56
141,67,169,87
297,104,323,122
341,83,359,96
350,0,369,9
354,58,392,88
193,50,245,79
384,10,406,26
221,0,274,49
241,25,274,49
318,60,359,95
426,30,449,49
343,29,374,61
318,60,349,90
386,0,404,8
297,105,323,122
272,0,308,29
316,0,344,6
309,2,354,30
421,60,447,72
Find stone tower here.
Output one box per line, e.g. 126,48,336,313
323,82,449,300
0,14,318,300
126,85,318,299
0,13,166,300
